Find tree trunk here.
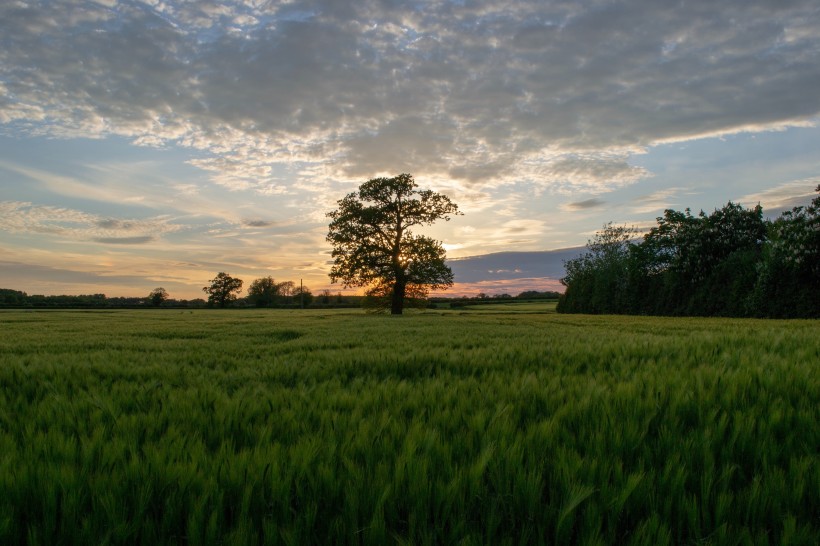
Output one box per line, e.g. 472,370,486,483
391,279,406,315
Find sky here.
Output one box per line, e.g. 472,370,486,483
1,0,819,299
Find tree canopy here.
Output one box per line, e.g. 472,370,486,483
203,272,243,308
327,173,461,314
247,277,314,308
247,276,280,307
148,287,169,307
558,188,820,318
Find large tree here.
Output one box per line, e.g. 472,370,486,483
327,173,461,314
202,272,243,308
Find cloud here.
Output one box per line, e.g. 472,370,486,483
631,188,686,214
737,178,819,214
93,236,156,245
449,248,583,283
535,154,652,193
563,198,607,211
0,201,182,242
0,260,150,286
500,219,546,236
0,259,199,297
96,219,136,230
242,219,275,228
1,0,818,195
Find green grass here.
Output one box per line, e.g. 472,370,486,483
449,301,558,313
0,307,818,545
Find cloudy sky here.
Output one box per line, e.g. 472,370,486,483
2,0,819,298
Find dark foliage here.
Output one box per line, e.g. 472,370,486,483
327,173,460,314
246,276,281,307
558,188,820,318
147,287,169,307
0,289,207,308
202,272,244,308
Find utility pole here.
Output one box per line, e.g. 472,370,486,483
300,279,304,309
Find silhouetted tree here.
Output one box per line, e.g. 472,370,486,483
319,289,333,304
203,272,243,308
327,174,461,314
293,285,313,307
148,287,169,307
276,281,295,304
0,289,27,306
247,276,280,307
516,291,561,300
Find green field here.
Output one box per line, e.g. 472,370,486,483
1,305,818,545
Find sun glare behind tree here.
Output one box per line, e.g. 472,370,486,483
326,173,461,314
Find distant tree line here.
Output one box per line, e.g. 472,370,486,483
558,186,820,318
202,273,358,308
0,289,206,309
0,275,359,310
0,283,555,310
432,290,561,308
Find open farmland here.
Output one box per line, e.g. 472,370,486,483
0,306,818,545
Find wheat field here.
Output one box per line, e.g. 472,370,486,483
0,306,817,545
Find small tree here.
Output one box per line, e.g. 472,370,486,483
293,285,313,307
276,281,296,304
203,272,243,308
319,289,333,304
148,287,169,307
247,276,280,307
327,173,461,314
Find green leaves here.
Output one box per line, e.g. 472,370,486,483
560,192,820,317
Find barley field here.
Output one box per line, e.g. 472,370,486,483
0,305,817,545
